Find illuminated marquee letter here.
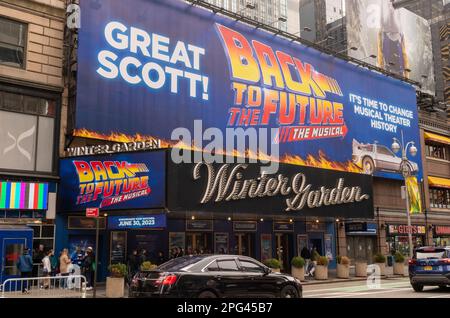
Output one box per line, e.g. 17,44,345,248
216,24,260,83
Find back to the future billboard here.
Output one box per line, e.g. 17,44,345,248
75,0,422,181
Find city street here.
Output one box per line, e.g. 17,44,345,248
303,278,450,298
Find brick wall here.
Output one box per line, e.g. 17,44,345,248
0,0,65,88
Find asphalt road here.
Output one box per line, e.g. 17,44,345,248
303,277,450,298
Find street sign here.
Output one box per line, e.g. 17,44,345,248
86,208,99,218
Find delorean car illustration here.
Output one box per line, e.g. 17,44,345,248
352,139,419,175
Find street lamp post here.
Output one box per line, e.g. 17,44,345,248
391,131,418,259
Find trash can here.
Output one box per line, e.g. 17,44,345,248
387,255,394,267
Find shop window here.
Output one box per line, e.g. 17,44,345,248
425,142,449,161
0,17,27,68
429,187,450,209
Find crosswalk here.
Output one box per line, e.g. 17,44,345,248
303,279,450,298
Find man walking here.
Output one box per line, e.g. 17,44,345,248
17,248,33,293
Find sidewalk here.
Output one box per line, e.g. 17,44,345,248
301,265,409,285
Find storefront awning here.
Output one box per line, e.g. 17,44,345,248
428,176,450,189
424,131,450,145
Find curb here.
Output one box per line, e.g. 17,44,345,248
301,275,408,285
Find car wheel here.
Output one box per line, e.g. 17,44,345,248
412,283,424,292
362,157,375,175
280,285,299,298
198,290,217,298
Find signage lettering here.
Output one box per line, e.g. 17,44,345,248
66,140,161,157
193,162,370,212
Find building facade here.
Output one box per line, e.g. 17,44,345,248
0,0,65,283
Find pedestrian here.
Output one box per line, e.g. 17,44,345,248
178,246,184,257
16,248,33,294
49,249,58,277
59,248,71,289
42,250,52,289
301,246,311,275
156,251,166,265
82,247,95,290
127,250,140,278
32,244,45,277
140,249,148,263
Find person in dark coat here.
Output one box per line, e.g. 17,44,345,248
17,248,33,293
156,251,166,265
128,250,140,276
82,247,95,290
301,247,312,276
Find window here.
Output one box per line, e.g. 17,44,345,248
429,187,450,209
0,17,27,68
205,261,220,271
377,146,395,156
0,90,56,173
217,259,239,271
426,142,448,161
239,260,264,273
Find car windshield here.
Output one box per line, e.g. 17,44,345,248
416,249,447,260
157,255,205,271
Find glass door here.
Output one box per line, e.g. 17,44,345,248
234,233,254,257
186,233,212,255
1,238,26,283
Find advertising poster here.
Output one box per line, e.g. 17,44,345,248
68,235,95,260
261,234,272,262
110,231,127,265
406,176,422,214
346,0,435,95
108,214,166,230
297,235,308,257
169,232,185,255
59,151,165,211
324,234,333,260
75,0,422,181
214,233,229,254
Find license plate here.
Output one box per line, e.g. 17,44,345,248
424,266,433,271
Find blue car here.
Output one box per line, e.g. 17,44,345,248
409,246,450,292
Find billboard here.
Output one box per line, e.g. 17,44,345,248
59,151,166,211
346,0,435,95
75,0,422,180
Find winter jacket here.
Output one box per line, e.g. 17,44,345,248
17,254,33,273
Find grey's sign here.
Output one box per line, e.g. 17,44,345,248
167,152,374,218
66,140,161,157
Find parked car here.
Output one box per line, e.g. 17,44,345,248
129,254,302,298
409,246,450,292
352,139,418,175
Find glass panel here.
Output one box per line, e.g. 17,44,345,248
41,225,54,238
4,243,24,276
1,91,23,112
36,116,54,172
217,260,239,271
0,18,26,46
29,225,41,238
0,43,24,68
240,260,263,273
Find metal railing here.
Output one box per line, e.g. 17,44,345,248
0,275,87,298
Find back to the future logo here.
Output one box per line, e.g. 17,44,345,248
73,160,151,208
